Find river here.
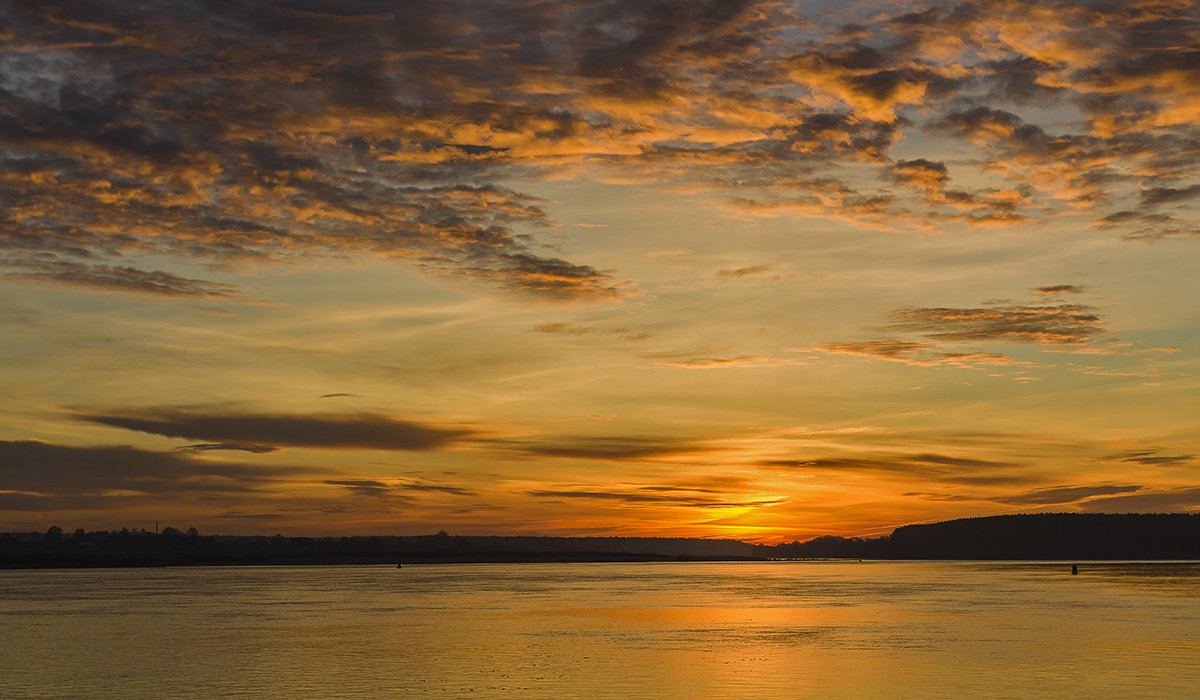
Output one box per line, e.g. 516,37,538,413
2,560,1198,697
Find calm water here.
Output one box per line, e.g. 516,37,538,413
2,560,1198,698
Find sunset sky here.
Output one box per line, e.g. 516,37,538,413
3,0,1199,540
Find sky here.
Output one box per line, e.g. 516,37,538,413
2,0,1199,541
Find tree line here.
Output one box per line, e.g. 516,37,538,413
4,513,1199,567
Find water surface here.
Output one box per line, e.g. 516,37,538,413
2,561,1198,697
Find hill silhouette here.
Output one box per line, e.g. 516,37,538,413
765,513,1200,560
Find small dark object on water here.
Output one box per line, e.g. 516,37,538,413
1071,564,1078,575
396,563,403,569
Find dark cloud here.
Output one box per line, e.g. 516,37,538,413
1104,449,1194,467
76,409,473,451
815,285,1162,372
978,56,1064,105
217,512,289,520
323,477,473,498
1097,211,1173,228
4,0,1200,303
933,105,1139,206
1,258,240,298
326,475,475,499
890,159,948,190
906,483,1146,506
1034,284,1084,295
639,349,806,369
885,157,1032,218
323,480,398,499
526,487,775,508
0,439,311,498
1,2,637,299
1080,487,1200,513
1139,184,1200,207
717,265,773,279
531,322,645,338
932,74,1200,232
532,322,595,335
1096,211,1200,241
901,491,978,503
817,340,934,360
0,492,58,511
910,453,1014,469
574,0,762,95
506,436,709,461
992,484,1143,505
175,443,280,454
639,485,724,494
528,490,669,503
779,112,902,162
891,303,1104,344
452,251,619,298
760,452,1021,484
785,42,960,121
935,106,1034,144
726,175,899,220
394,480,476,496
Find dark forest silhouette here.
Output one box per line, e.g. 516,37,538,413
3,513,1199,568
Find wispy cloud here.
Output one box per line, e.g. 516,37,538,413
813,341,1037,369
649,354,809,369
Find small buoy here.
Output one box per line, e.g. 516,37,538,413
1071,564,1078,575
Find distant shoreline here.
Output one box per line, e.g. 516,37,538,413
6,557,1200,571
0,552,771,569
5,513,1200,569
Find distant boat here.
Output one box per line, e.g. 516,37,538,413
1071,564,1078,575
396,563,403,569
